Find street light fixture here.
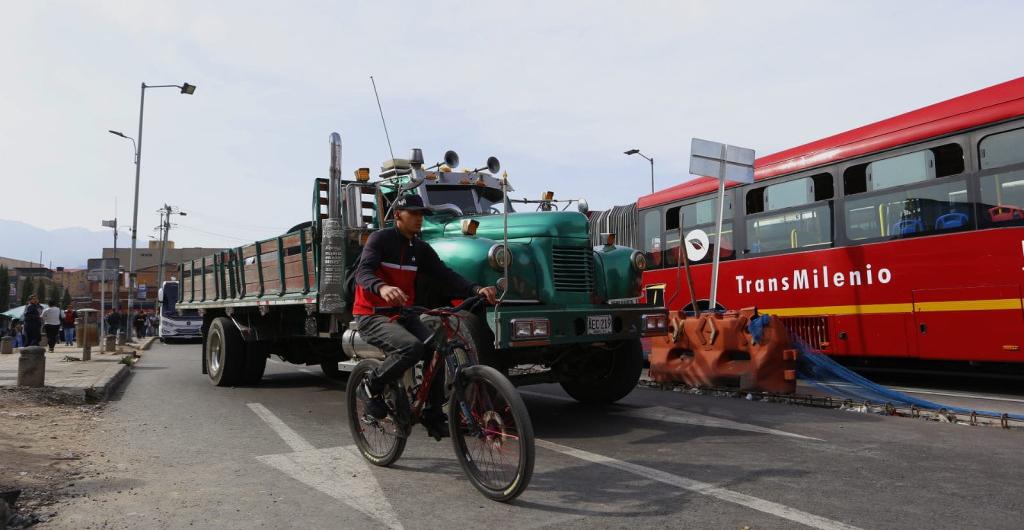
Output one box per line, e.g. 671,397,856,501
624,148,655,194
112,81,196,342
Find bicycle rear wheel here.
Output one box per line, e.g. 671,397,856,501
346,359,408,467
449,365,534,502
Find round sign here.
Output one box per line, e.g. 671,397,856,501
684,229,710,262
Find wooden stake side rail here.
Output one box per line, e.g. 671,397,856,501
177,227,318,307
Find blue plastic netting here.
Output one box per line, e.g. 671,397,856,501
793,339,1024,422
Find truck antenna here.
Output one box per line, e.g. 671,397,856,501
370,75,396,162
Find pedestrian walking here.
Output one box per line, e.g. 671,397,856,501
41,301,62,352
146,311,158,337
23,294,43,346
63,305,77,345
133,311,147,339
8,319,24,348
105,309,118,337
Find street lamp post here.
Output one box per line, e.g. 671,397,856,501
110,81,196,341
624,149,655,194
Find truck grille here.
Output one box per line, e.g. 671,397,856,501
552,246,594,292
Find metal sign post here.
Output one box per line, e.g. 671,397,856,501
689,138,755,312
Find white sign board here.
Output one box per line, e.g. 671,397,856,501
689,138,756,184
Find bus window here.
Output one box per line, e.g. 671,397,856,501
665,223,733,266
979,168,1024,226
980,128,1024,170
746,204,831,254
641,209,662,268
748,173,833,214
665,196,734,266
844,179,971,240
845,144,964,195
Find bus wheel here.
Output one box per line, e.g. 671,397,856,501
559,339,643,405
206,317,244,387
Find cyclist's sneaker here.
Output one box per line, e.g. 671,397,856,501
422,410,449,440
360,379,389,420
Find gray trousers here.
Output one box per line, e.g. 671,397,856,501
356,314,444,414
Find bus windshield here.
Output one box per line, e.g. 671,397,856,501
161,283,198,317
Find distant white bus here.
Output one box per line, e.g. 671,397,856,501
158,281,201,342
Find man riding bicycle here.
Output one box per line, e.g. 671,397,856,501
354,194,498,438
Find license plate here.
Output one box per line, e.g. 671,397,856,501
587,315,613,335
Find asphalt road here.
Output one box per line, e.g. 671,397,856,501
51,342,1024,529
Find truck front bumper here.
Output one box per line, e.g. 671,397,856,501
485,304,667,350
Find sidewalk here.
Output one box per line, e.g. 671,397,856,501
0,337,157,401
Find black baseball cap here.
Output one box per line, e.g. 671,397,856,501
393,194,432,213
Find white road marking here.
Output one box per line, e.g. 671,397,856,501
536,439,863,530
521,391,822,441
257,447,403,530
886,386,1024,404
247,402,403,529
246,403,315,452
621,405,823,441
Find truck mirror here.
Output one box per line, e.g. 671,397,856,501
487,156,501,174
577,198,589,214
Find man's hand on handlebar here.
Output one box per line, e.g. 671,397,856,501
379,285,409,306
476,286,499,305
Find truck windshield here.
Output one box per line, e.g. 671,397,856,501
425,185,507,214
161,283,180,316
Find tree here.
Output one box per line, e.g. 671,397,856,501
36,278,49,303
0,265,9,310
20,276,33,305
48,282,61,306
62,288,72,309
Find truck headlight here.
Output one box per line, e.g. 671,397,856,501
511,318,550,340
642,313,667,331
631,251,647,272
488,244,512,271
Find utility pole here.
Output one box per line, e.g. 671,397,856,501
156,204,186,295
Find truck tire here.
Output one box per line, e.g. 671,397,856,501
456,311,502,374
206,317,244,386
241,348,268,385
321,359,346,379
559,339,643,404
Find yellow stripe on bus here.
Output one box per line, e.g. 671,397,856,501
912,298,1022,312
760,298,1022,317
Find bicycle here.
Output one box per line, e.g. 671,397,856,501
345,296,535,502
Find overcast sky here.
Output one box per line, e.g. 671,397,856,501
2,0,1022,252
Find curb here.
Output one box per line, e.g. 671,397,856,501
96,363,132,402
138,337,158,351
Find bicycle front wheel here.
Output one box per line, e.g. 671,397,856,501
346,359,408,467
449,365,535,502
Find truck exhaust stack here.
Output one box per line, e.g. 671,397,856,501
319,132,347,313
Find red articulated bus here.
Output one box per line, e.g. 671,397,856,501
637,77,1024,365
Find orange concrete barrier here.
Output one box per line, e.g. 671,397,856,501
648,308,797,394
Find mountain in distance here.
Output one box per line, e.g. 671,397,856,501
0,219,112,269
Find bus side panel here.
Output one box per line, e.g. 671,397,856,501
912,285,1024,362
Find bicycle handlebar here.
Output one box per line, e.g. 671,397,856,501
372,295,484,318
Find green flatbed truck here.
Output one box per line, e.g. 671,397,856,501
177,133,666,403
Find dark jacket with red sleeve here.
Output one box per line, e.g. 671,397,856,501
353,227,479,316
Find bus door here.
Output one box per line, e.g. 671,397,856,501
911,285,1024,362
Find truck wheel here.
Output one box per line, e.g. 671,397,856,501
206,317,244,386
456,310,502,373
559,339,643,404
241,348,268,385
321,359,346,379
